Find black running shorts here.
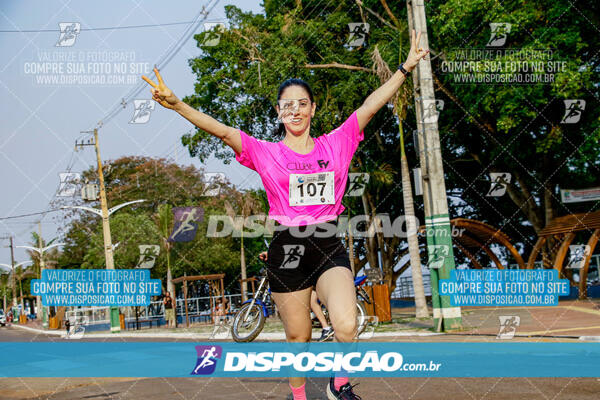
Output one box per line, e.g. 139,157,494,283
266,219,351,293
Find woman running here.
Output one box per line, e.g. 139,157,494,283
143,29,428,400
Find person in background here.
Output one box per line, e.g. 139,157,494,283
163,291,175,328
64,318,71,337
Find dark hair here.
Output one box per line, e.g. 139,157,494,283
275,78,315,137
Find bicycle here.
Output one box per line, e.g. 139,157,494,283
230,263,273,342
310,274,372,338
231,255,373,342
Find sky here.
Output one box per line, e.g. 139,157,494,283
0,0,264,265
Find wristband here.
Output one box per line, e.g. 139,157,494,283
398,63,410,76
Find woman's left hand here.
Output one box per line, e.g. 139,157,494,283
404,29,430,72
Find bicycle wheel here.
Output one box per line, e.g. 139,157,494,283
231,303,266,342
355,301,368,337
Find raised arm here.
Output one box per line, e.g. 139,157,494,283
142,68,242,154
355,30,429,131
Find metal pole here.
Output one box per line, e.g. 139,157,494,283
406,0,462,331
37,222,48,329
93,128,120,333
184,279,189,328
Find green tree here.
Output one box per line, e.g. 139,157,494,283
24,231,60,317
224,188,266,300
428,0,600,264
57,155,260,295
0,273,10,313
13,265,36,312
180,0,600,278
82,212,162,269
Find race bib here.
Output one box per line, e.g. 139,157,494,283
289,172,335,206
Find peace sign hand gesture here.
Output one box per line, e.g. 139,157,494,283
404,29,430,72
142,68,180,110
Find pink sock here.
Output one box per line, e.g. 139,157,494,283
334,376,349,390
290,382,307,400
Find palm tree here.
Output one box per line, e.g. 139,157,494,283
372,42,429,318
23,231,60,315
13,265,36,313
357,161,396,276
224,189,264,301
0,273,10,314
155,203,175,301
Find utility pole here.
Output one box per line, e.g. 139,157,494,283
9,237,16,308
74,130,145,332
76,129,121,332
93,129,116,272
406,0,462,331
93,128,120,333
38,223,45,327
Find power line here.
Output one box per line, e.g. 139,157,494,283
1,2,219,230
94,0,220,129
0,209,62,221
0,19,224,33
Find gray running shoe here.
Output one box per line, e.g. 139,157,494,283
318,327,334,342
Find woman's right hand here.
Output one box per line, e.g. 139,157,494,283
259,251,268,262
142,67,180,110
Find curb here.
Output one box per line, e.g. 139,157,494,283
9,324,63,336
9,324,441,340
579,336,600,341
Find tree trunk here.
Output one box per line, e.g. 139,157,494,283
19,280,24,314
361,193,379,271
348,209,356,276
166,248,175,306
543,155,555,226
400,153,429,318
542,155,558,267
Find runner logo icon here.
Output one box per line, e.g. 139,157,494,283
487,23,511,47
201,23,226,47
422,100,444,123
347,23,369,47
191,345,222,375
130,100,155,124
137,245,160,269
56,22,81,47
566,245,590,269
486,172,511,197
280,245,305,269
561,100,585,124
497,315,520,339
427,245,449,269
57,172,81,197
346,173,370,196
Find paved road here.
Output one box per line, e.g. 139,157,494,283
4,375,600,400
1,325,598,400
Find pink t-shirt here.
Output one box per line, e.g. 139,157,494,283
235,111,364,226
